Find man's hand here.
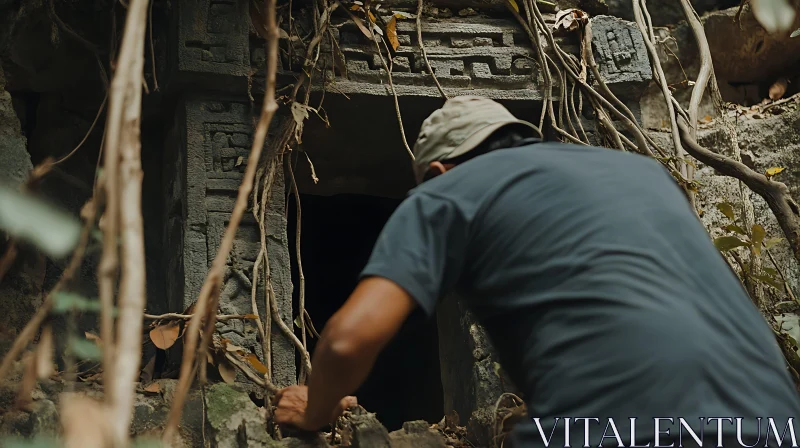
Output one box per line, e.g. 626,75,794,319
273,385,358,431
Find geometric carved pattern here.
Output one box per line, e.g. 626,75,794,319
335,18,544,91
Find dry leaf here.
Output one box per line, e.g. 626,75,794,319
235,156,244,167
143,382,161,394
226,342,246,353
507,0,520,13
769,78,788,101
766,166,786,177
244,353,269,375
36,325,54,379
291,102,310,144
386,16,400,50
84,331,103,348
699,115,713,124
392,11,416,19
149,321,181,350
218,358,237,384
554,8,587,32
243,314,259,319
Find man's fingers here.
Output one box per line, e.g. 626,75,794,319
342,396,358,409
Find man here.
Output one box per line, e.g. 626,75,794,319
274,96,800,446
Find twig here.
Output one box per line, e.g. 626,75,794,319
631,1,683,165
225,352,278,394
416,0,447,100
103,0,151,444
676,117,800,266
143,313,258,321
0,200,96,382
251,160,276,384
53,93,109,166
678,0,712,193
367,13,414,160
766,247,799,306
287,162,309,383
0,242,18,285
148,0,159,91
163,0,281,441
234,260,313,376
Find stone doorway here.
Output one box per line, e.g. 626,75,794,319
287,92,544,430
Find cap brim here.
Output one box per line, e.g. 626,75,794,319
446,119,540,161
412,119,540,184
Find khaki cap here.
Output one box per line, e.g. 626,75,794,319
412,95,540,183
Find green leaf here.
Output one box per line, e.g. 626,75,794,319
714,236,750,252
766,237,784,249
751,274,785,291
716,202,736,221
792,28,800,37
751,0,796,33
0,186,82,258
69,337,102,361
723,224,747,235
751,224,766,256
763,267,780,277
53,292,102,314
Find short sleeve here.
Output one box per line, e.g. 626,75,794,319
359,193,470,317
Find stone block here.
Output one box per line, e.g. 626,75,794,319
590,15,652,100
437,293,519,444
170,0,250,92
388,420,447,448
205,383,277,448
164,98,295,387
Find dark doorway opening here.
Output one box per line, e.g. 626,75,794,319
287,192,444,431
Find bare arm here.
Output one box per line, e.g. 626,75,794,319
274,276,418,430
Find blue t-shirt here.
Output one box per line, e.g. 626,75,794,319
361,142,800,446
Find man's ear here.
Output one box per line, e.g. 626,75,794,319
427,161,448,179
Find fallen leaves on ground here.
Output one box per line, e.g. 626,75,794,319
143,382,161,394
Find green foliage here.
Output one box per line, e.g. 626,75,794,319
53,292,101,314
714,202,787,293
69,337,102,361
0,186,81,258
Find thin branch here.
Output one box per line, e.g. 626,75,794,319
163,0,281,441
287,163,308,382
106,0,151,444
676,117,800,265
148,0,159,92
0,242,18,285
143,313,258,321
368,18,414,160
53,93,108,166
416,0,447,100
